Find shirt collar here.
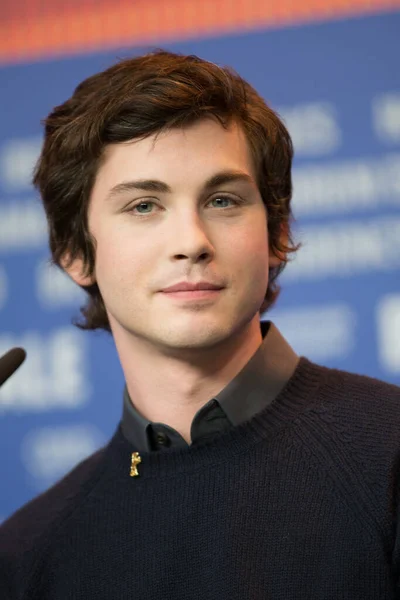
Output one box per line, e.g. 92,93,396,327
121,320,299,452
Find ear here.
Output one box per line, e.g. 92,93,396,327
61,254,96,287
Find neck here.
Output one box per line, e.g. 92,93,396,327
112,316,263,444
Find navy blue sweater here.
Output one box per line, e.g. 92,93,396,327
1,358,400,599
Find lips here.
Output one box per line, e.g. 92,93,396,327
161,282,224,292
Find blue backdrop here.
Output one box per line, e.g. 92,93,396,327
1,11,399,522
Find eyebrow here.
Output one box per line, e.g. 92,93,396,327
105,170,255,201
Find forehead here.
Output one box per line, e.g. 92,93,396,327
95,118,257,189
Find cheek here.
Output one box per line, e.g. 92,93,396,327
228,220,269,266
92,226,132,280
224,227,270,297
94,226,159,293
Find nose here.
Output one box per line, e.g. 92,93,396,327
168,209,215,264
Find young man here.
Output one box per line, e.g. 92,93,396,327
1,49,400,599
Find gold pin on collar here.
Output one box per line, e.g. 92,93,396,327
130,452,142,477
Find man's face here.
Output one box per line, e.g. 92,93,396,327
68,118,280,355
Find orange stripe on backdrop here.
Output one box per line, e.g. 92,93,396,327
1,0,400,64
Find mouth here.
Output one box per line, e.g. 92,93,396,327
160,289,223,300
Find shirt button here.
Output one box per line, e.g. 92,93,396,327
156,432,170,447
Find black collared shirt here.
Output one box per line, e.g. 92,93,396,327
121,320,299,452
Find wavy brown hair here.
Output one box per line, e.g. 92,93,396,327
33,49,299,333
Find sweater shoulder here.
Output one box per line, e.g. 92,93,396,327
305,360,400,452
0,445,106,597
316,362,400,409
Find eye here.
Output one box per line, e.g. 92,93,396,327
128,201,157,215
209,195,238,208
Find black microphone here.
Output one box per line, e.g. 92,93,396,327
0,347,27,387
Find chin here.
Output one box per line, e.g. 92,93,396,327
157,321,231,349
